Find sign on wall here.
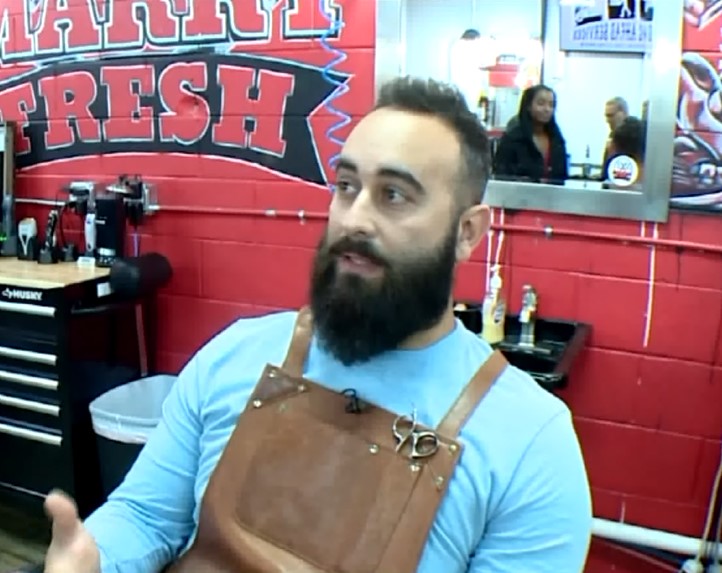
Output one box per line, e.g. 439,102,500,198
559,0,653,54
0,0,374,188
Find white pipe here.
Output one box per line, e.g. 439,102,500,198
593,517,701,556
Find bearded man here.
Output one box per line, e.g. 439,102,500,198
41,76,592,573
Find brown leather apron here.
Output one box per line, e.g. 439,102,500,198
166,308,508,573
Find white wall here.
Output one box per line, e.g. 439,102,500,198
376,0,406,92
403,0,541,82
397,0,651,166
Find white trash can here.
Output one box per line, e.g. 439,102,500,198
89,374,177,497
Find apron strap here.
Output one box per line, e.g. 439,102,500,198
435,350,508,439
281,306,314,378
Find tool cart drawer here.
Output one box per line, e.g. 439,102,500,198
0,363,60,403
0,344,58,384
0,300,57,352
0,389,60,430
0,352,60,430
0,367,58,397
0,418,64,495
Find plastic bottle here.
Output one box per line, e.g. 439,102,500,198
481,265,506,345
582,144,591,179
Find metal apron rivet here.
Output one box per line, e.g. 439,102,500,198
435,476,445,487
268,370,277,378
369,444,379,454
410,463,422,472
252,399,263,409
449,444,458,453
298,384,307,392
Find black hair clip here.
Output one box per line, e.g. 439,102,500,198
342,388,366,414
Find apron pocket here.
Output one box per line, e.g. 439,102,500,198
235,405,421,573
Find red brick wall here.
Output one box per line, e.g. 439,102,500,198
462,209,722,571
1,1,720,571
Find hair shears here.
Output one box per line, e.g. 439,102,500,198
392,409,439,459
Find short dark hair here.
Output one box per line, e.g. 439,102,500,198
461,29,481,40
612,116,646,161
374,76,491,209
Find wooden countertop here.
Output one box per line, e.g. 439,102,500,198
0,259,109,289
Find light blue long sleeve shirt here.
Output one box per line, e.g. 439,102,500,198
84,311,592,573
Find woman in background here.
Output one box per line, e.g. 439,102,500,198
493,84,568,183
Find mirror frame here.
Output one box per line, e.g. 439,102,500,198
374,0,685,223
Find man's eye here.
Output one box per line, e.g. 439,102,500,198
333,181,355,194
383,186,406,204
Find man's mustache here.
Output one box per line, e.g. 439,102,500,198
327,236,389,267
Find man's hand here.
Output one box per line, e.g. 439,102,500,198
44,490,100,573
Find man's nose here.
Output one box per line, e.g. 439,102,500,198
340,189,376,236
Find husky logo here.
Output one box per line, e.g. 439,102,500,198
1,288,44,302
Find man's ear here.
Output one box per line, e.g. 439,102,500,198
456,204,490,262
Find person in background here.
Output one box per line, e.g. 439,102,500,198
612,117,646,162
493,84,569,183
605,116,647,187
602,96,629,170
40,77,591,573
449,28,490,116
449,28,481,110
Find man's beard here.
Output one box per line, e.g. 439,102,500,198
309,225,458,366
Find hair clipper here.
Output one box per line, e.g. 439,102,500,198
38,210,60,264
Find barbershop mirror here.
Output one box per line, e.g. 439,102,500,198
375,0,684,222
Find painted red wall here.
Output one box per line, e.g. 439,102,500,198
468,209,722,571
1,1,719,571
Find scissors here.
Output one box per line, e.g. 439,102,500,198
392,409,439,459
